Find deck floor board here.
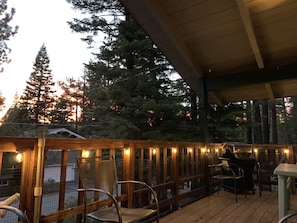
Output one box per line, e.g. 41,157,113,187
160,191,297,223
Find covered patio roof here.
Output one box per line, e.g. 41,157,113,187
120,0,297,105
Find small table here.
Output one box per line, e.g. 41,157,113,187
273,163,297,220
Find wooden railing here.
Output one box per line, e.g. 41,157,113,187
0,136,296,223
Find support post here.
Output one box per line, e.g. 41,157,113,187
33,130,45,223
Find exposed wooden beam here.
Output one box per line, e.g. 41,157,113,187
236,0,264,69
264,83,275,102
206,64,297,91
147,0,203,75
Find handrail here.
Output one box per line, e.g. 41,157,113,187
0,137,296,222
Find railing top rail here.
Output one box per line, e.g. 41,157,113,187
1,137,296,152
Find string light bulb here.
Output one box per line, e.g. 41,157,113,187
82,150,89,158
153,148,156,155
16,153,23,163
125,148,130,155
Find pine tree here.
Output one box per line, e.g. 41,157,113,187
0,91,5,112
54,78,84,131
67,0,190,139
18,44,56,124
0,0,18,69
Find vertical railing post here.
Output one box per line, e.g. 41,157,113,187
163,148,168,183
19,147,36,223
33,130,45,223
156,148,160,184
172,147,179,210
123,143,134,208
58,150,68,223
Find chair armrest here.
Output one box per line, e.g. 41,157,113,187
0,206,29,223
117,180,159,209
208,163,224,168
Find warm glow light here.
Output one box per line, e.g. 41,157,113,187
215,149,219,153
153,149,156,155
82,150,89,158
201,148,206,153
125,148,130,155
15,153,22,163
254,148,258,153
284,149,289,154
188,148,193,153
172,148,177,153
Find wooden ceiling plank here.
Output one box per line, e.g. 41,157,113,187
236,0,264,69
264,83,275,101
160,0,206,15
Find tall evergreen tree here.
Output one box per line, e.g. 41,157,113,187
289,97,297,143
0,0,18,69
270,101,278,144
17,44,56,124
54,78,84,130
253,100,262,143
0,91,4,112
262,100,269,144
208,102,248,142
66,0,192,140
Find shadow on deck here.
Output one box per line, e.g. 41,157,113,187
160,191,297,223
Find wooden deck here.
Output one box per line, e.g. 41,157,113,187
160,191,297,223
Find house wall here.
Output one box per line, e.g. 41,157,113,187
44,163,75,182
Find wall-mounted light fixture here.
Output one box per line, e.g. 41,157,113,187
153,148,156,155
82,150,89,158
15,153,23,163
201,147,206,153
125,148,130,156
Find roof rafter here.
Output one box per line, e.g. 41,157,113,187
206,64,297,91
236,0,264,69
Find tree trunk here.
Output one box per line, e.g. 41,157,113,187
190,90,198,122
253,100,262,144
262,100,269,144
270,101,278,144
246,101,253,144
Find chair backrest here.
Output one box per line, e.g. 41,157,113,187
77,156,118,196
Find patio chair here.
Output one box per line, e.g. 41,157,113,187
76,156,159,223
278,212,297,223
0,205,29,223
209,162,246,203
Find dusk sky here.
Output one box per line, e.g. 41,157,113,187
0,0,95,118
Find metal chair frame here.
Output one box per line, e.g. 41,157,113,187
209,162,246,203
278,212,297,223
77,155,159,223
0,205,29,223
